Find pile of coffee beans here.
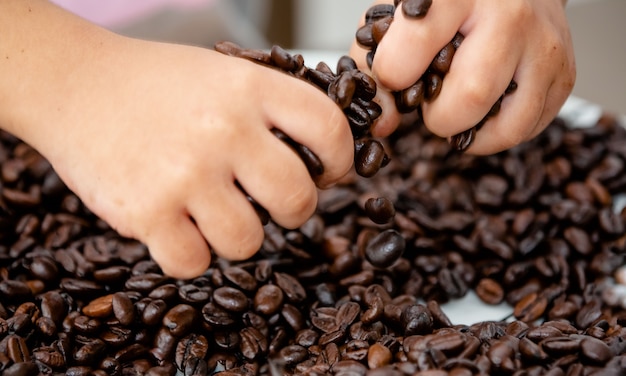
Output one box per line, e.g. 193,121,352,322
355,1,517,151
1,94,626,375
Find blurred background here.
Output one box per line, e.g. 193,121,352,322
52,0,625,116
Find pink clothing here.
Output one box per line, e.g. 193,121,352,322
51,0,215,28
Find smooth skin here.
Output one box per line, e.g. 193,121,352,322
351,0,576,155
0,0,353,279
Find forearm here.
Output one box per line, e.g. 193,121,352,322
0,0,119,151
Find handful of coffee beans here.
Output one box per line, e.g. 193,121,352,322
214,42,390,179
355,0,517,151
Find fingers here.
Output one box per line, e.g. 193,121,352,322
144,212,212,280
372,0,471,91
188,183,265,261
259,70,354,189
349,27,402,138
422,18,524,138
234,129,318,229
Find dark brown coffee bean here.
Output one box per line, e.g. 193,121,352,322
580,336,613,364
142,299,168,326
364,229,405,268
111,292,135,326
178,283,211,305
356,23,376,49
365,3,396,23
514,293,548,322
328,71,356,110
74,338,106,365
254,284,284,316
223,266,257,292
540,336,581,357
163,304,197,337
431,42,456,75
372,16,393,44
424,72,443,101
355,138,387,178
274,272,306,303
240,326,268,360
396,80,425,113
364,197,396,224
213,286,249,313
72,315,101,334
278,344,309,366
519,337,549,363
269,45,297,72
6,335,30,363
449,127,476,152
402,304,433,336
475,278,504,305
402,0,432,18
2,362,39,376
271,128,324,178
336,55,358,75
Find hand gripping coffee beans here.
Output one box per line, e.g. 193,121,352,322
214,41,396,227
214,42,390,179
356,1,517,152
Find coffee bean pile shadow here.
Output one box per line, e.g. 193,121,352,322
355,1,517,152
1,105,626,374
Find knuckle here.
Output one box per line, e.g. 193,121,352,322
219,221,264,261
281,186,317,227
460,78,498,115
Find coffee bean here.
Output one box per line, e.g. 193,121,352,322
355,139,388,178
364,197,396,224
402,0,432,18
449,127,476,152
365,229,405,268
213,286,249,313
254,284,284,316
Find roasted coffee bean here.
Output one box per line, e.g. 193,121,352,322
364,197,396,225
355,138,388,178
424,72,443,101
355,23,376,49
240,326,268,360
254,284,284,316
431,42,456,75
328,71,356,110
270,128,324,178
402,0,432,18
372,16,393,44
213,287,249,313
223,266,257,292
274,272,306,303
514,293,548,322
396,80,425,113
365,229,405,268
365,3,395,23
111,292,135,326
163,304,197,337
142,299,168,326
449,127,476,152
475,278,505,305
7,335,30,363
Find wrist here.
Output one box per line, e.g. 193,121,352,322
0,0,124,154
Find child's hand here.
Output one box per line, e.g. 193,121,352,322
2,3,353,279
351,0,576,155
